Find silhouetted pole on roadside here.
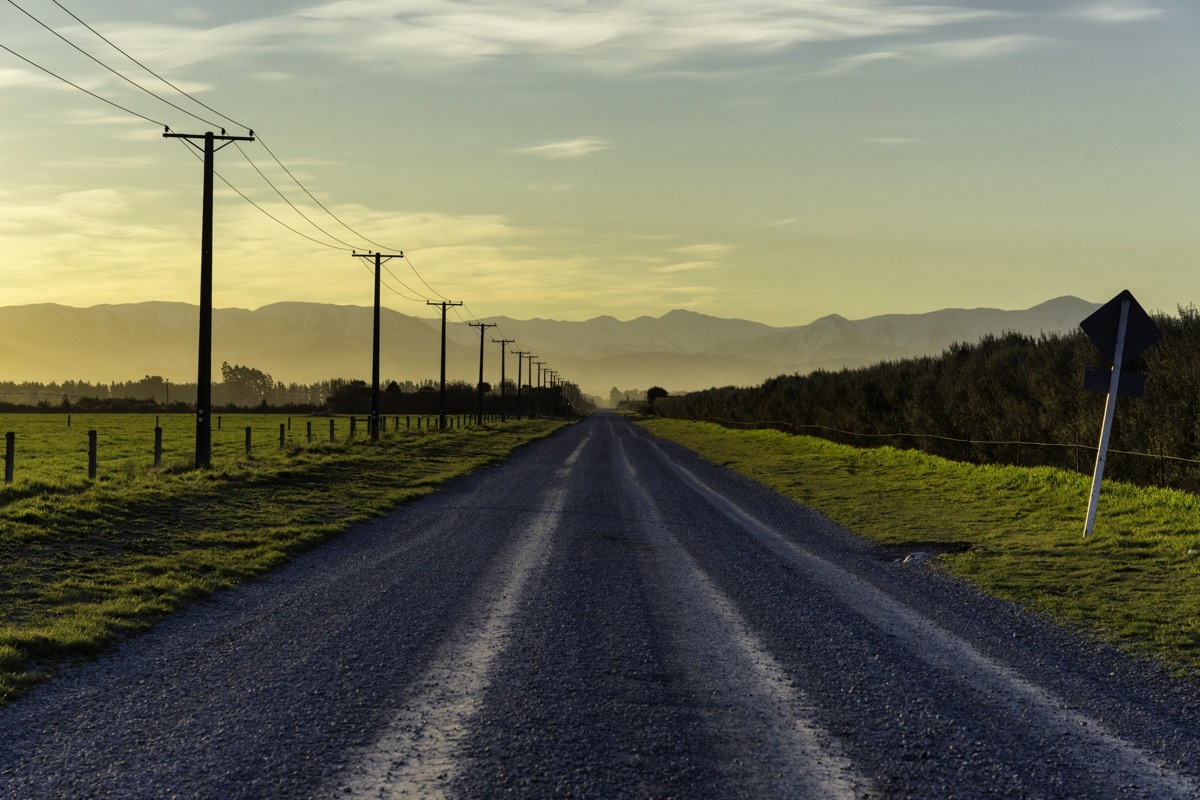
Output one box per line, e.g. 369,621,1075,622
353,251,402,441
163,127,255,468
512,350,529,420
427,300,463,430
533,361,546,419
493,338,515,421
468,322,497,425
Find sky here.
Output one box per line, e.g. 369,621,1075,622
1,0,1198,328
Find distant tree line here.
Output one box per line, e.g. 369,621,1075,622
0,363,591,417
654,305,1200,491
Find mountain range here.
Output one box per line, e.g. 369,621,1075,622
0,297,1101,399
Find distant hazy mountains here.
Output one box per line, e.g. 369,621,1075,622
0,297,1100,398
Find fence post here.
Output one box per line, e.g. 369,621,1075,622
218,415,222,430
154,427,163,467
67,414,71,428
245,426,252,455
350,417,357,439
4,432,13,483
288,417,292,431
279,423,286,449
307,420,312,443
88,430,97,480
406,416,411,430
329,419,335,442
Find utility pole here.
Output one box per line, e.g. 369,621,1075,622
353,251,402,441
468,322,497,425
427,300,463,430
525,355,538,419
533,361,546,419
493,338,515,421
164,127,255,468
512,350,529,420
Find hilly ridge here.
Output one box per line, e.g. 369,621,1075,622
0,297,1101,398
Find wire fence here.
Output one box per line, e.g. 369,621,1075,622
688,415,1200,491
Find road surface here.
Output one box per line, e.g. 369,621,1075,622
0,412,1197,798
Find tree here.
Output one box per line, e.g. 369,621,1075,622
220,362,274,406
646,386,669,412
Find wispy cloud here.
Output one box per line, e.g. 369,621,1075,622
512,137,611,159
109,2,1012,74
826,34,1055,74
652,261,719,274
672,243,733,256
1071,2,1164,22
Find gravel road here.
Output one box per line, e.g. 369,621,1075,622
0,412,1197,798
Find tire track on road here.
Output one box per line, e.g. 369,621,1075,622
330,434,592,799
616,438,872,799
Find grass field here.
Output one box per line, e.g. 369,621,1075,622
639,417,1200,679
0,415,567,702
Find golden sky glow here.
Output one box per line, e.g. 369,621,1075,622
2,0,1197,327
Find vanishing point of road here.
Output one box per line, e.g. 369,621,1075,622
1,413,1198,798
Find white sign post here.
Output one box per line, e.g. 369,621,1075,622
1083,298,1129,538
1079,290,1160,538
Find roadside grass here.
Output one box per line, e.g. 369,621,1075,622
0,419,567,703
639,418,1200,679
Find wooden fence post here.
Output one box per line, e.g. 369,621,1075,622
329,419,335,442
245,426,252,455
279,423,286,449
88,430,97,480
4,432,13,483
350,417,357,439
307,420,312,443
154,427,163,467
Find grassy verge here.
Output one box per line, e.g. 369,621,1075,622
0,420,568,702
640,418,1200,678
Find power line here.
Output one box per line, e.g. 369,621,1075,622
233,142,363,251
6,0,224,129
48,0,252,133
0,40,166,126
404,254,449,302
172,138,345,252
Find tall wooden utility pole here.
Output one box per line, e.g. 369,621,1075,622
468,322,497,425
353,251,402,441
493,339,515,421
163,127,255,468
427,300,463,430
512,350,529,420
532,361,546,419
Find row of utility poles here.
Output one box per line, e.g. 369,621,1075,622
168,127,580,465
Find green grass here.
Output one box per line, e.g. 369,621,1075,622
0,417,567,702
640,418,1200,679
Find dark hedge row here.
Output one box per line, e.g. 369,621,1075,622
655,306,1200,491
